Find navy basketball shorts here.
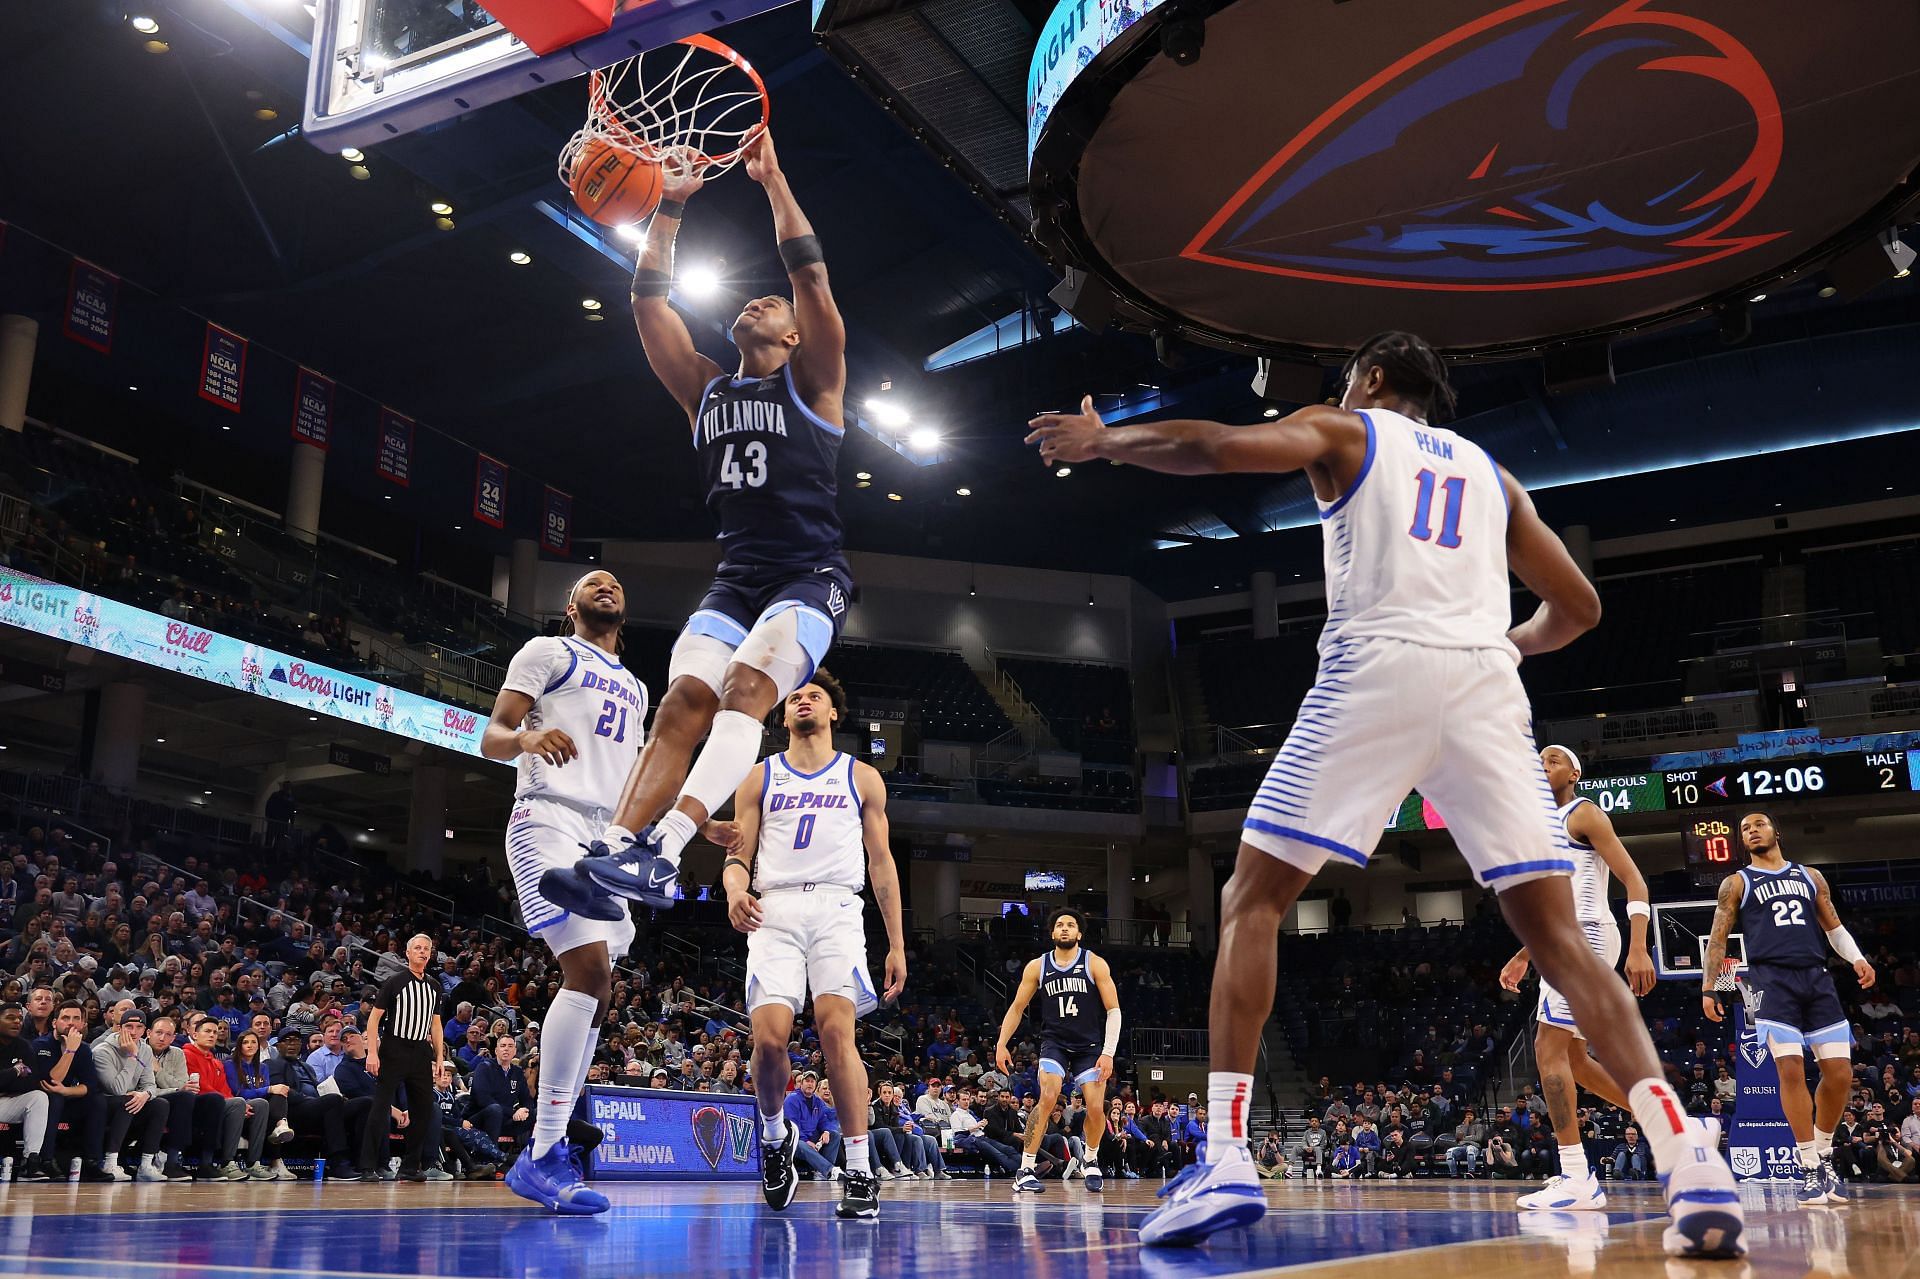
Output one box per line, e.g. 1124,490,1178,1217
1743,962,1849,1054
680,559,853,678
1038,1042,1104,1089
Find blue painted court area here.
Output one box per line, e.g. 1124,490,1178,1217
0,1180,1899,1278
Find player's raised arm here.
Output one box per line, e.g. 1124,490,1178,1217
1700,872,1743,1022
744,131,845,421
1574,802,1657,995
1025,399,1361,478
855,762,905,1002
721,765,767,934
996,959,1043,1074
1499,466,1602,657
1805,866,1875,990
1089,952,1123,1082
630,162,726,419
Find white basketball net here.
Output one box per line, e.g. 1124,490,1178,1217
558,35,769,188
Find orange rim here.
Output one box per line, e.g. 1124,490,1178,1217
584,33,770,169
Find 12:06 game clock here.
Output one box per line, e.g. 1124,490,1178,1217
1682,814,1748,886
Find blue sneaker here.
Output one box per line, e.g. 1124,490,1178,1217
1138,1157,1266,1247
1820,1158,1847,1205
537,864,628,923
1084,1168,1103,1193
505,1141,610,1215
1659,1146,1746,1258
1795,1161,1827,1209
576,828,679,909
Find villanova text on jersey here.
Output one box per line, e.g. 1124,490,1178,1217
1738,864,1826,968
693,368,845,571
1040,950,1101,1051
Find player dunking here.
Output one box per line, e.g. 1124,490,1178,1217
481,571,646,1214
542,128,853,921
723,672,906,1221
1498,744,1658,1212
1028,332,1743,1257
994,909,1121,1193
1703,811,1875,1207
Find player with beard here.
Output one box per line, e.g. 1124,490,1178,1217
482,571,650,1213
722,671,906,1221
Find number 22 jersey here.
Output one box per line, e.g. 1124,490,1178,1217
499,636,648,810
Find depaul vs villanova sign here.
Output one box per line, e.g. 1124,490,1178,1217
587,1085,761,1181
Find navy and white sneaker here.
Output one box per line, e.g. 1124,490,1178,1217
1138,1157,1267,1247
575,828,680,909
1013,1168,1045,1193
1819,1158,1847,1206
504,1140,610,1215
537,863,628,922
1084,1167,1103,1193
1659,1145,1746,1258
1795,1162,1827,1209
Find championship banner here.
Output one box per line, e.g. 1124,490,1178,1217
375,408,413,486
197,322,247,411
1726,1001,1798,1181
585,1085,761,1181
541,486,572,554
0,568,494,761
474,454,508,529
292,368,334,450
63,260,118,353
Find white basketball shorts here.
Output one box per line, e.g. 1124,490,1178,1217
745,887,877,1017
506,798,636,960
1241,638,1575,890
1537,919,1623,1038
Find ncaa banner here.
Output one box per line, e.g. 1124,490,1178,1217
0,568,493,760
375,408,413,486
474,454,508,529
1727,1002,1798,1181
197,322,247,411
63,260,118,353
292,368,334,450
586,1085,761,1181
542,486,572,554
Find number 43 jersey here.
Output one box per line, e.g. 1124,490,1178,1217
499,636,648,810
694,366,847,572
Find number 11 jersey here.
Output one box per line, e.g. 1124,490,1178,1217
694,366,846,572
499,635,648,810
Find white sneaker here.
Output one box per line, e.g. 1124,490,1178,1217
1660,1144,1746,1258
1138,1155,1266,1247
270,1120,296,1145
873,1166,895,1182
105,1161,133,1183
828,1167,843,1182
135,1156,165,1183
271,1160,296,1181
1064,1157,1082,1181
1516,1173,1607,1211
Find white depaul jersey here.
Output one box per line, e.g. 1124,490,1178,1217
499,636,648,810
1560,796,1612,923
755,751,866,894
1316,408,1517,659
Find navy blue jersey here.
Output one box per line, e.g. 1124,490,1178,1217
1736,862,1826,969
1037,948,1103,1051
692,366,845,571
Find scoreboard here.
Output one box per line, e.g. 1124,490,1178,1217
1681,813,1749,885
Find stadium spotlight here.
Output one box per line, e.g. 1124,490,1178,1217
864,398,911,430
907,427,940,453
681,265,720,297
614,223,646,244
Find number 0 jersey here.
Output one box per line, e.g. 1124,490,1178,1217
498,636,648,810
1037,947,1103,1051
755,751,866,894
693,366,847,572
1736,861,1827,968
1316,408,1517,660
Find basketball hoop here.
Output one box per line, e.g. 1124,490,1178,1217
1714,957,1751,1014
558,34,769,190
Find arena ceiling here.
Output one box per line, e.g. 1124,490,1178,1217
1,2,1917,603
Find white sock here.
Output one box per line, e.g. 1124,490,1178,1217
1558,1143,1589,1181
651,810,698,866
1798,1141,1819,1169
1814,1127,1834,1160
573,1025,602,1099
1626,1079,1700,1174
1020,1151,1037,1171
599,823,635,851
845,1133,870,1174
530,988,598,1159
762,1111,788,1143
673,709,766,847
1205,1072,1254,1163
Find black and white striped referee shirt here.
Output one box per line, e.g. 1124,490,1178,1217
372,969,440,1044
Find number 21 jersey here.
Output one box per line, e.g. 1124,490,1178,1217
499,636,648,810
693,366,846,572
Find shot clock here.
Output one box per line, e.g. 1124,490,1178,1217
1682,814,1747,887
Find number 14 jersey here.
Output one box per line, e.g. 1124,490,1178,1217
1038,947,1103,1051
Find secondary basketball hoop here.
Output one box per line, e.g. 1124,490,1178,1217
559,34,770,195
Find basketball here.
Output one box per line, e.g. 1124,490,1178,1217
569,139,663,226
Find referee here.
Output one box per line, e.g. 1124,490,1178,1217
358,933,446,1181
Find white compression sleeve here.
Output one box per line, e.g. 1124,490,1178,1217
1102,1007,1123,1057
1825,926,1864,965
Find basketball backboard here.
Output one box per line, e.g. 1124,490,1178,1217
1652,899,1745,982
303,0,783,150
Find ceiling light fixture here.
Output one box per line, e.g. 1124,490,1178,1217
907,427,940,452
339,147,364,162
509,250,531,265
1262,407,1281,419
855,480,871,489
886,492,903,502
1056,466,1072,478
253,107,278,121
864,398,911,430
429,201,453,216
681,265,720,297
955,487,971,497
143,39,169,53
348,163,371,180
581,298,602,311
433,216,455,231
131,15,160,32
1749,292,1767,303
855,472,871,481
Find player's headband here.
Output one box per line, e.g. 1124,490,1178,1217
568,572,615,606
1544,744,1582,777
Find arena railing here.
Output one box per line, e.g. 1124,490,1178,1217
1130,1027,1208,1060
